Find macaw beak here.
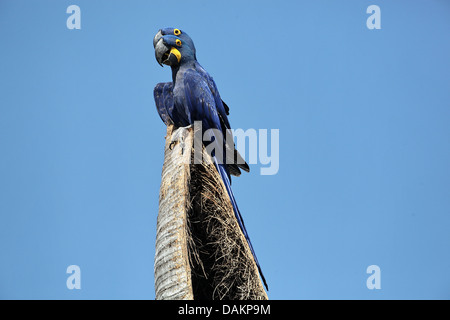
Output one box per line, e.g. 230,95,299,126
153,30,163,49
153,30,167,67
153,30,181,67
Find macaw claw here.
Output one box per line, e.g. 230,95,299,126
169,125,193,154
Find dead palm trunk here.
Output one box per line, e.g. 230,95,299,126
154,125,267,300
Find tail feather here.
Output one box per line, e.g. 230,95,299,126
214,158,268,291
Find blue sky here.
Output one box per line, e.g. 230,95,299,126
0,0,449,299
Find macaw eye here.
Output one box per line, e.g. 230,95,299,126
176,39,182,46
174,29,181,36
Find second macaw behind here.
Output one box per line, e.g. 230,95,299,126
153,27,267,290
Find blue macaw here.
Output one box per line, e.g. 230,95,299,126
153,27,268,290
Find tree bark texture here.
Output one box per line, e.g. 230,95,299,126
154,125,267,300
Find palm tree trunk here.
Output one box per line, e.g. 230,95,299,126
154,125,268,300
154,125,194,300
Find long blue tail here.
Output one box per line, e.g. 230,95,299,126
213,158,268,290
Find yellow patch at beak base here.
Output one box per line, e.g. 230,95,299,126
170,47,181,63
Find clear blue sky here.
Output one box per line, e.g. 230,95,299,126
0,0,449,299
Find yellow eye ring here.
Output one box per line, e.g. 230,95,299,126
176,39,182,46
174,29,181,35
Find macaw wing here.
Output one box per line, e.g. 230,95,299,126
204,74,231,129
183,70,221,132
205,77,249,173
154,82,174,125
193,64,231,127
183,70,245,177
221,99,230,115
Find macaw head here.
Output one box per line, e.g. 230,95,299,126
153,28,196,67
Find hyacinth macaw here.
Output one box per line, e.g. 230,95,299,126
153,27,267,290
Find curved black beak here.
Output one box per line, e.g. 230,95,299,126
153,30,168,67
153,30,163,49
153,30,180,67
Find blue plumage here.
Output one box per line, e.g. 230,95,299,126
153,28,267,290
153,82,174,125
